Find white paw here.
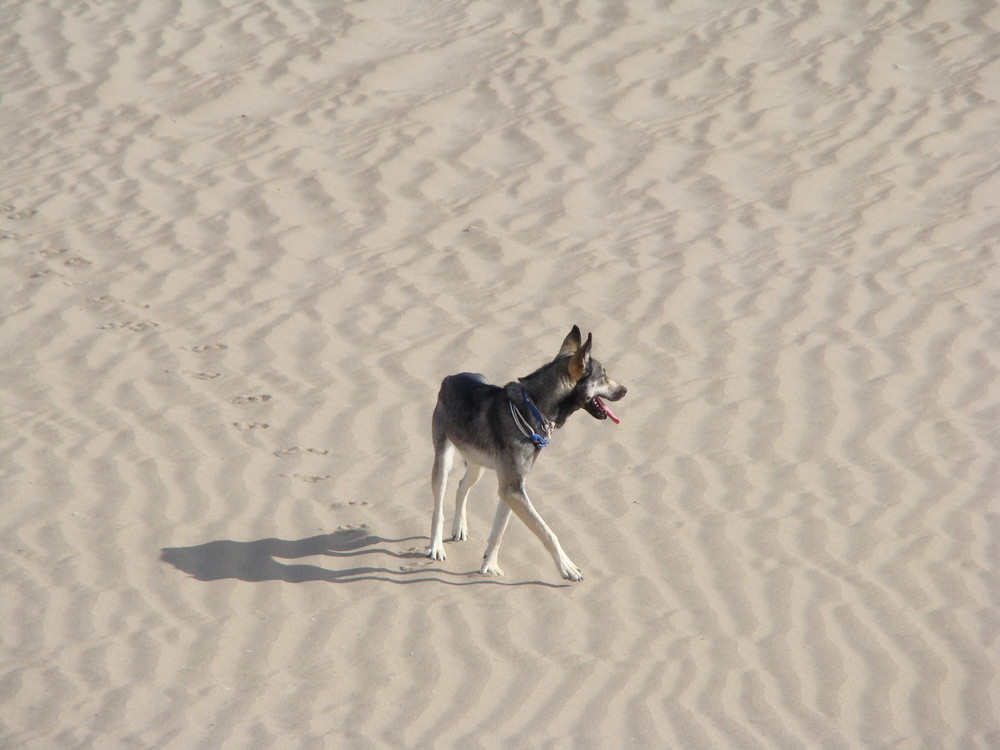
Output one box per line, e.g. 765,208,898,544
451,525,468,542
559,561,583,581
427,544,446,561
480,560,505,576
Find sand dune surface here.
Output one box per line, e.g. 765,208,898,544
2,1,998,748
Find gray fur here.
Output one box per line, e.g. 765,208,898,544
427,326,627,581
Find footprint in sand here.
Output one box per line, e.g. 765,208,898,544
280,473,331,482
399,547,436,571
330,500,369,509
187,344,228,353
399,559,436,571
3,204,37,220
233,422,269,430
182,370,221,380
336,524,369,533
35,247,91,269
273,447,330,457
89,295,151,310
97,321,160,332
29,250,62,277
231,394,271,404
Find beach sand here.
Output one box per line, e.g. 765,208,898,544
1,1,998,747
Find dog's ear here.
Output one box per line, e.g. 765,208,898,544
558,325,583,356
568,332,592,381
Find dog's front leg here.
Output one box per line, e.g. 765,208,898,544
501,481,583,582
480,500,512,576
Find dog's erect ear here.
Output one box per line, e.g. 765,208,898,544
559,325,583,357
568,332,592,381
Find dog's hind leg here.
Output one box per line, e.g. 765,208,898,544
480,500,512,576
427,438,454,561
500,478,583,581
452,461,484,542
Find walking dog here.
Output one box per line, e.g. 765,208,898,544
427,326,627,581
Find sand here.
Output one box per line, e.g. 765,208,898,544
1,0,998,748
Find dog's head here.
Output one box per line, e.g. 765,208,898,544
558,325,627,424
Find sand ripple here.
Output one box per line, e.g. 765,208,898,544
1,0,998,747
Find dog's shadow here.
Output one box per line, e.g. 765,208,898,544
160,527,562,587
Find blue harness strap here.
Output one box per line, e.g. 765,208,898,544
525,428,550,449
509,388,551,448
521,387,548,429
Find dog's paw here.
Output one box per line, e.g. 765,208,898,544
559,561,584,581
450,525,468,542
427,545,446,561
480,560,505,577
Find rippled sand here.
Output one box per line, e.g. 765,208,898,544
2,1,998,747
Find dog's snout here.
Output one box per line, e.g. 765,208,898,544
609,383,627,400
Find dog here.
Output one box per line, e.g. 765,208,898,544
426,326,627,581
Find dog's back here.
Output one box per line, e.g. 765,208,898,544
432,372,510,469
436,372,492,416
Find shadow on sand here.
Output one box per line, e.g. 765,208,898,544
160,528,563,587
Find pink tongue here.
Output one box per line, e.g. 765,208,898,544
594,396,620,424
